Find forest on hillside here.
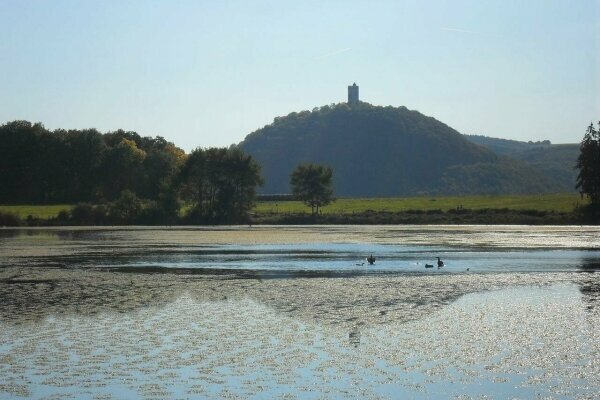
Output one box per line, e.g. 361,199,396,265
240,103,573,196
464,135,579,190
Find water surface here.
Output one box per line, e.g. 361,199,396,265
0,225,598,399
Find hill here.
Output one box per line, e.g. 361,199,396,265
465,135,579,191
239,103,567,197
464,135,552,155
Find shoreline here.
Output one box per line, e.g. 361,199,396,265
1,208,594,227
250,208,584,225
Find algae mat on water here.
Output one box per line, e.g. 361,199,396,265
0,271,598,399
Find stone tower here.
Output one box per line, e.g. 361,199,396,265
347,82,359,104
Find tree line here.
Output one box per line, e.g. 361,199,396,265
0,120,335,225
0,121,264,224
2,117,596,225
0,120,186,204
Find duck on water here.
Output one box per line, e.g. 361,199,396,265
361,255,443,268
425,257,444,269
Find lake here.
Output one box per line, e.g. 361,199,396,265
0,225,599,399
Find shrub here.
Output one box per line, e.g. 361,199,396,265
0,211,21,226
70,203,95,225
108,190,142,224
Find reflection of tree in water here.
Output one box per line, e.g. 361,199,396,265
578,260,600,313
0,229,20,239
349,327,361,348
0,229,81,241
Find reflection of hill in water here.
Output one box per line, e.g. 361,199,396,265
1,226,599,326
1,285,598,399
1,227,599,398
0,265,596,328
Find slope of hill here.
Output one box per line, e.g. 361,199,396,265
465,135,551,155
239,103,567,196
464,135,579,191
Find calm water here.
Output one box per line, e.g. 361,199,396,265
0,225,599,399
1,225,599,274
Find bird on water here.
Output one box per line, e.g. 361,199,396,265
437,257,444,268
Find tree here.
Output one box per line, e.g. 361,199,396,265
109,190,143,223
99,138,146,200
179,147,263,223
139,139,186,200
60,129,107,202
215,147,264,221
290,163,334,215
576,121,600,204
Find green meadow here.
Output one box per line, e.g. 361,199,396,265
0,204,74,219
0,193,587,221
254,193,586,214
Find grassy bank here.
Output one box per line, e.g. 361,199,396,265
251,208,579,225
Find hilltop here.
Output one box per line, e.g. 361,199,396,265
239,103,569,197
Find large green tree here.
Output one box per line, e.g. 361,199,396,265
99,138,147,200
290,163,334,215
576,121,600,204
179,147,263,223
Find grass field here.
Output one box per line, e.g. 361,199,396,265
254,193,587,214
0,204,73,219
0,193,587,221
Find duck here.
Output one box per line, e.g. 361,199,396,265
437,257,444,268
425,264,434,268
366,254,376,265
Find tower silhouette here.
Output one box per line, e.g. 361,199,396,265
347,83,359,104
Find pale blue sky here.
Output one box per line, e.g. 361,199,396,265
1,0,598,151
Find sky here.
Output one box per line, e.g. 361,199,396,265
0,0,598,151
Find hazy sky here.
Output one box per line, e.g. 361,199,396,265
1,0,598,151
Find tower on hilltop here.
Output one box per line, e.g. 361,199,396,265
347,83,359,104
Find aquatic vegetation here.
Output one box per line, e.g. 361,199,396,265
0,226,598,398
0,285,597,399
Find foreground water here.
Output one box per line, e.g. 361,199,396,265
0,225,599,399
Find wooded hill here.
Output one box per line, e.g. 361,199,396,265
464,135,579,191
240,102,573,196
